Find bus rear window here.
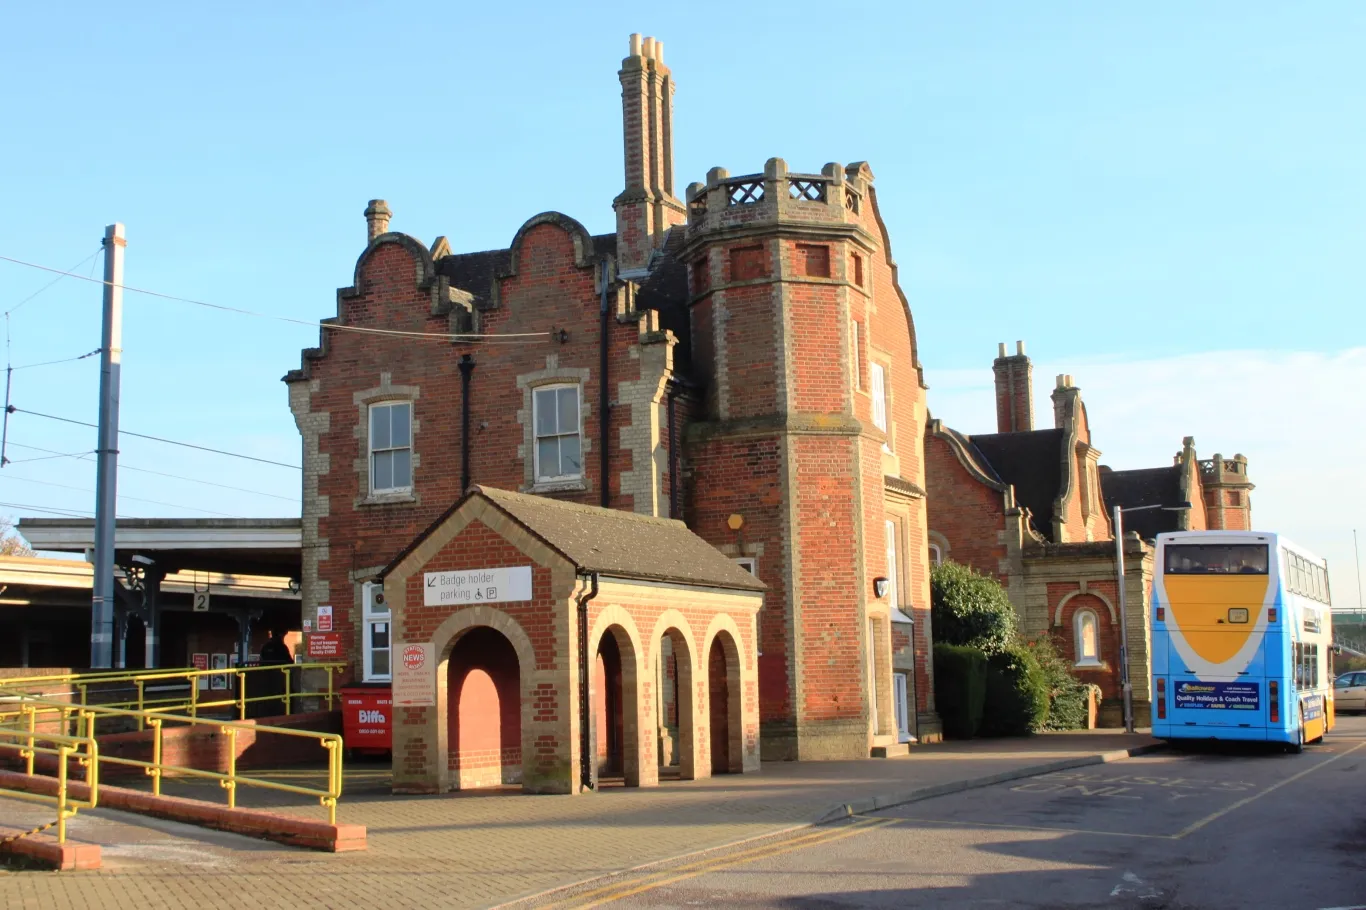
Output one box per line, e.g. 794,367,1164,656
1164,544,1269,575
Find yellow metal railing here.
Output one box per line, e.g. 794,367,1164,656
0,727,99,845
0,663,345,735
0,696,343,826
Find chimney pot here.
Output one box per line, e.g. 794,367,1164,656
642,36,655,59
1016,340,1026,355
364,199,392,242
654,39,664,63
997,342,1007,358
629,33,642,56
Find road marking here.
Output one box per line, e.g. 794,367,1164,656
1173,740,1366,839
859,814,1170,840
538,817,896,908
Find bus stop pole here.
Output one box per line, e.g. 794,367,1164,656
1114,505,1134,734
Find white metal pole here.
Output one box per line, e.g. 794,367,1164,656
1114,505,1134,734
91,224,124,668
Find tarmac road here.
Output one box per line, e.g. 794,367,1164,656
526,716,1366,910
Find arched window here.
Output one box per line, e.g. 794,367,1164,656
1074,609,1101,667
928,543,943,567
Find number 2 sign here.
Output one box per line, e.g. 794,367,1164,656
193,590,211,612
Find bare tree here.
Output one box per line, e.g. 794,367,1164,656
1,517,33,556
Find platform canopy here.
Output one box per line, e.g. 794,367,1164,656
16,517,302,580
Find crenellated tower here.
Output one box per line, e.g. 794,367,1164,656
680,156,933,759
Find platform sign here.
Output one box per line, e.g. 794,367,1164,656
192,590,211,612
393,642,435,707
308,632,343,659
316,605,334,632
422,566,532,607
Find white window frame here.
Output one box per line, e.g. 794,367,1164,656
361,581,391,682
1074,609,1101,667
928,542,943,567
532,383,584,483
884,519,899,608
871,361,890,452
734,557,757,576
368,401,413,494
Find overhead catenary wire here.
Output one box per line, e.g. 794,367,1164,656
0,253,552,343
3,249,102,318
9,408,302,470
5,441,297,502
0,500,97,518
11,349,101,371
5,474,241,517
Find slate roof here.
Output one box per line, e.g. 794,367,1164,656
383,486,766,593
434,230,695,376
968,430,1066,540
1100,466,1185,540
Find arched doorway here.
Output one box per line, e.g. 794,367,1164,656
593,624,643,785
708,630,742,775
656,629,695,779
448,626,522,789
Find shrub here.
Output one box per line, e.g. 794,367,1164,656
931,561,1018,656
1028,635,1096,731
932,643,988,739
980,643,1049,737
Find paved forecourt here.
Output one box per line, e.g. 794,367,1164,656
1,731,1154,909
531,716,1366,909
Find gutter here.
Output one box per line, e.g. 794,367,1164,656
459,354,476,494
599,258,610,508
575,570,600,791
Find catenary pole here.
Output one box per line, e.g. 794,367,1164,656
90,224,125,668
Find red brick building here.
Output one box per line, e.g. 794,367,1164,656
285,34,937,792
925,342,1254,725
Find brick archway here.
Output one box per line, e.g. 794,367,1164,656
706,628,743,775
448,626,521,788
429,606,539,793
590,617,647,787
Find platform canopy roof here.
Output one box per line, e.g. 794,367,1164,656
16,518,302,579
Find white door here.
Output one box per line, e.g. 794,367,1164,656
894,672,911,743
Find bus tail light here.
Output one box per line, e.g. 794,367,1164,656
1269,680,1279,723
1156,678,1166,720
1156,606,1165,621
1268,607,1277,623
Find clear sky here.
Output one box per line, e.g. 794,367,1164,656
3,3,1362,605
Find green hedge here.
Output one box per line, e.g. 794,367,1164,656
1029,635,1096,731
980,643,1049,737
930,561,1018,656
933,643,988,739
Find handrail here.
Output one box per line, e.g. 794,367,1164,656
0,727,98,844
0,696,342,825
0,663,344,728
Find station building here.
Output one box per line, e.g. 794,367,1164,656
285,33,939,793
925,342,1255,725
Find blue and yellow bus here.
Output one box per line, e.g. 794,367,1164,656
1151,531,1334,751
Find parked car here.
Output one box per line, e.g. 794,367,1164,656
1333,672,1366,713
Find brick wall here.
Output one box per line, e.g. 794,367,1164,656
924,434,1008,582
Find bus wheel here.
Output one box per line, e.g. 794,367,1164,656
1285,726,1304,754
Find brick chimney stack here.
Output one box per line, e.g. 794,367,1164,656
614,33,686,275
993,340,1034,433
365,199,392,243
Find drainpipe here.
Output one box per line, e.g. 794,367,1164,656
599,259,611,508
666,379,680,519
458,354,475,493
576,571,600,791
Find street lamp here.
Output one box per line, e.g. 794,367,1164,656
1113,501,1191,734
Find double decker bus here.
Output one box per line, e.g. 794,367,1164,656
1151,531,1334,751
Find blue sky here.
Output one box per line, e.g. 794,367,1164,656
2,3,1362,604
